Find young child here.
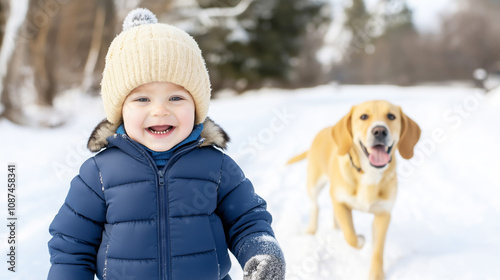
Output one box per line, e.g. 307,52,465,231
48,8,285,280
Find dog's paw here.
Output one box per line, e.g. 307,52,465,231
346,234,365,249
356,235,365,249
305,226,317,235
305,221,318,235
368,261,385,280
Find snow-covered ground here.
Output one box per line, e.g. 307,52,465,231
1,84,499,280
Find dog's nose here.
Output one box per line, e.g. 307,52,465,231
372,126,388,141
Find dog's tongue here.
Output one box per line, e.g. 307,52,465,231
369,146,390,167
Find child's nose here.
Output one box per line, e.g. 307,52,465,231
151,102,170,117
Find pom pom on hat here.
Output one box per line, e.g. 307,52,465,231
101,8,211,126
122,8,158,31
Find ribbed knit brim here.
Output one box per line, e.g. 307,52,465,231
101,19,211,125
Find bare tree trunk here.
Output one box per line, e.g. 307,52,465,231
0,0,7,48
81,0,106,94
0,0,10,117
1,43,29,124
1,0,116,126
30,3,53,106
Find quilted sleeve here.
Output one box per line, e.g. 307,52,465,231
47,157,106,280
215,154,284,268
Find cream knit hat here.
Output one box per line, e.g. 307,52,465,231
101,8,211,125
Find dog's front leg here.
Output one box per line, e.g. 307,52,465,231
333,202,365,249
369,212,391,280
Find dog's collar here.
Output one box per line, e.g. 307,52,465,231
348,153,364,174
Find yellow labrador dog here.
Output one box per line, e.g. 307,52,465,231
288,100,421,280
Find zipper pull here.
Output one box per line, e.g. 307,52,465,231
198,138,206,146
158,170,165,186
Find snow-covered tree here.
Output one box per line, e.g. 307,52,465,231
192,0,331,93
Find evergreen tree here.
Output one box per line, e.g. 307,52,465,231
194,0,330,93
340,0,372,83
344,0,371,38
380,0,415,36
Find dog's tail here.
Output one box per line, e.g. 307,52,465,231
287,151,308,164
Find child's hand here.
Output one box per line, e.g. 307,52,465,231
243,255,285,280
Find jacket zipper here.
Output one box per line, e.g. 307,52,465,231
121,135,204,280
158,170,167,279
160,139,204,280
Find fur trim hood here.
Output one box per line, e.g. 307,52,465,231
87,117,230,152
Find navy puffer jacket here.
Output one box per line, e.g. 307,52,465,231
48,118,283,280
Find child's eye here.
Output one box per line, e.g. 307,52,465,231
135,97,150,102
169,96,183,101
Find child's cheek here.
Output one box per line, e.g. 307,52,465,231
122,105,139,132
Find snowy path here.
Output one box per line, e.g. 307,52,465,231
1,84,499,279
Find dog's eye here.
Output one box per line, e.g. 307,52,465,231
387,113,396,120
360,114,369,120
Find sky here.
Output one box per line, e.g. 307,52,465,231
365,0,456,32
402,0,455,32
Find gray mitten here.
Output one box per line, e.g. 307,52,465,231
243,255,285,280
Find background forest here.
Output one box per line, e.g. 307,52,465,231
1,0,500,126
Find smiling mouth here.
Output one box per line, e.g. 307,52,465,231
147,125,174,135
359,141,394,168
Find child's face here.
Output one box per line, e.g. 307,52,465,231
122,82,195,152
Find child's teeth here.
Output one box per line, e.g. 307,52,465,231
149,127,172,134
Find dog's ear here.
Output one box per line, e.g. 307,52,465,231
398,107,421,159
331,107,353,156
